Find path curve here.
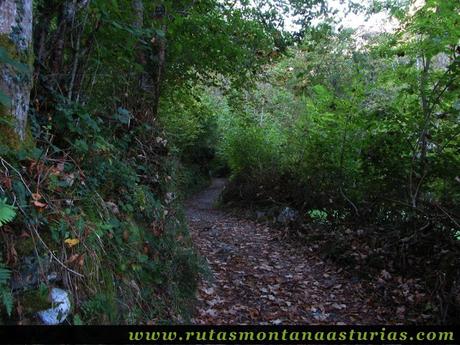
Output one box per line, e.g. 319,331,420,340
187,179,391,324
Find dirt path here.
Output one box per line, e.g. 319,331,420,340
187,179,392,324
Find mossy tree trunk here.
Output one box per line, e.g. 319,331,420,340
0,0,33,143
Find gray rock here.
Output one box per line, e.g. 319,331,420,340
37,288,71,325
277,207,299,225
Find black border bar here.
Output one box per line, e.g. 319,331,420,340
0,325,458,344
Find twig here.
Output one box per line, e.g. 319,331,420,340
29,221,84,278
437,205,460,229
0,157,33,195
340,187,359,216
0,156,84,278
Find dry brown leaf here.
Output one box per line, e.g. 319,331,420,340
33,200,47,209
0,176,12,190
78,254,85,267
31,193,42,201
67,253,80,264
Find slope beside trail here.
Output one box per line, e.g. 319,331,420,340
186,179,393,324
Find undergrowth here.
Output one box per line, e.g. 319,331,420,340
0,98,205,324
215,16,460,324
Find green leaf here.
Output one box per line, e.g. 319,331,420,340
0,265,11,284
73,139,89,153
0,262,12,317
12,180,28,208
2,290,13,317
73,314,84,325
113,107,132,125
156,29,166,38
0,199,16,227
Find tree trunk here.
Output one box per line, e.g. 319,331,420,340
0,0,34,143
51,2,71,76
132,0,144,30
151,4,167,118
132,0,150,92
34,1,56,74
410,55,432,208
51,1,85,77
67,0,92,102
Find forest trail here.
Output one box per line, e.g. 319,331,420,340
186,179,392,324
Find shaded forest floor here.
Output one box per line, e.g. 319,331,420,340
186,179,395,324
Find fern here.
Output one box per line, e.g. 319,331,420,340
1,290,13,316
0,264,12,316
0,265,10,283
0,198,16,227
0,198,15,316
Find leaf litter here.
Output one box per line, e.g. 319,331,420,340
186,180,397,325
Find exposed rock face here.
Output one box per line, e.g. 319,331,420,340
0,0,33,141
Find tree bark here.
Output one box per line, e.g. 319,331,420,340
34,1,57,74
132,0,151,93
132,0,144,30
151,4,167,118
51,0,84,77
72,19,102,103
0,0,34,142
67,0,92,102
151,33,166,117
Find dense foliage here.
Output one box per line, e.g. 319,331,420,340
0,0,458,325
0,0,284,324
214,1,460,323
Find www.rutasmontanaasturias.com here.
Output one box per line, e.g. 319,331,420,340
128,328,455,343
